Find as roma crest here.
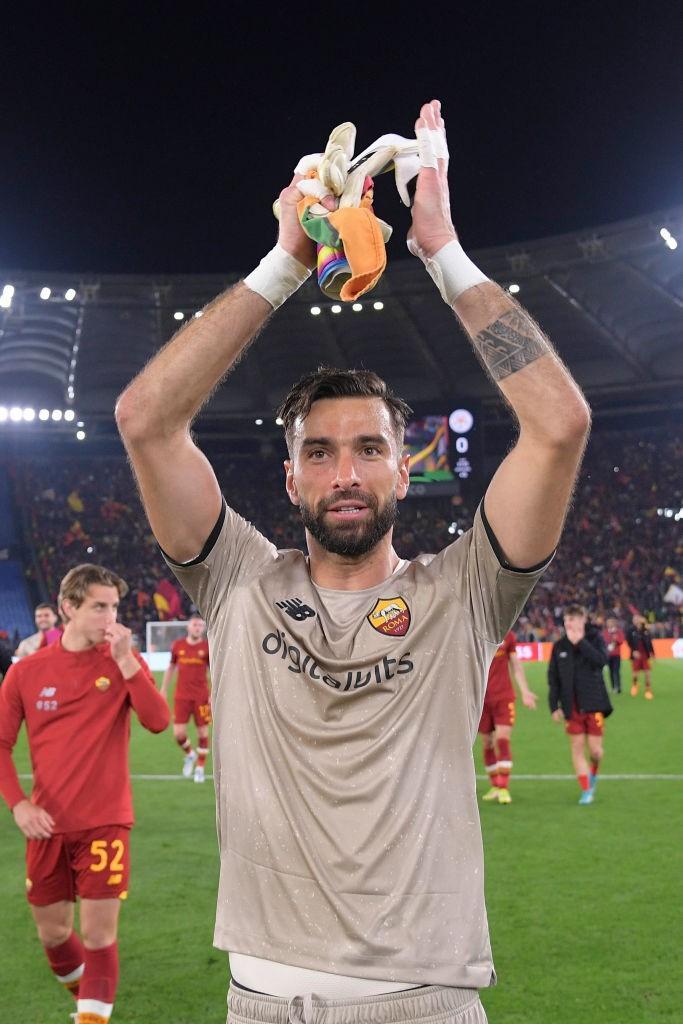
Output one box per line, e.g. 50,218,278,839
367,597,411,637
95,676,111,692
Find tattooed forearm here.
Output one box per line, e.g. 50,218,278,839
473,308,548,382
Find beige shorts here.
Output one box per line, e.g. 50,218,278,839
227,981,488,1024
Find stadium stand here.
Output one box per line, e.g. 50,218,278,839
0,206,681,426
0,560,34,642
1,207,681,649
4,424,681,648
0,467,34,640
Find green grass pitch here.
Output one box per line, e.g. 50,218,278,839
0,661,680,1022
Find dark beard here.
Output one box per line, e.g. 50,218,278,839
299,490,398,558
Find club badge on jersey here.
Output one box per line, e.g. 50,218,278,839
367,597,411,637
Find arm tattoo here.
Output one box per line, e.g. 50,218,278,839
473,308,548,382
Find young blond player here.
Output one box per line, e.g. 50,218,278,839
0,564,169,1024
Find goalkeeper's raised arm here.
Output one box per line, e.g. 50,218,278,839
408,99,590,571
115,176,324,563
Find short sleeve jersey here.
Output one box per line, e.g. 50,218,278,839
170,638,210,700
484,631,517,702
164,501,549,988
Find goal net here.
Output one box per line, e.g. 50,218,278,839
146,619,190,652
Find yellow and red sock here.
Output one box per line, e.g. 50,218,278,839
45,931,85,999
496,738,512,790
78,941,118,1021
578,774,590,791
176,736,193,755
197,744,209,769
590,757,600,780
483,745,498,785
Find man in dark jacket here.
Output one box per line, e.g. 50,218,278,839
548,605,612,805
626,614,656,699
0,639,12,683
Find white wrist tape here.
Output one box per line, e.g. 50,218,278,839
408,238,489,305
243,244,311,310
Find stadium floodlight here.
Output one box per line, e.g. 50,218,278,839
77,420,84,427
40,286,51,300
373,301,384,310
22,408,35,422
660,227,671,240
352,303,363,312
666,237,678,250
9,407,22,422
255,418,263,426
448,522,457,535
275,416,284,426
39,409,50,421
310,306,322,316
64,288,76,301
51,409,63,421
193,310,203,318
331,304,342,314
64,409,75,422
508,283,520,294
86,545,94,553
76,430,86,440
0,284,15,309
0,407,7,422
173,311,184,320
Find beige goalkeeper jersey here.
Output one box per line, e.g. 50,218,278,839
164,502,549,988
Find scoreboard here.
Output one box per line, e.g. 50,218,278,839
405,402,483,497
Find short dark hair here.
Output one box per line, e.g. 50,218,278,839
564,604,586,618
35,603,57,615
277,367,413,455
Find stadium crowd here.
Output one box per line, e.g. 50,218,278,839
2,427,681,648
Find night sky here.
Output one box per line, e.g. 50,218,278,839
1,4,681,276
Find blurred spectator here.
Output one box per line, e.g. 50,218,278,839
14,604,60,659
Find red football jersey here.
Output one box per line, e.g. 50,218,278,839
170,638,210,700
0,639,169,831
603,627,625,656
484,631,517,701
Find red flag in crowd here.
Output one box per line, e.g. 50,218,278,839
153,579,182,620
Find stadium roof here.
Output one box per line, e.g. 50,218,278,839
1,206,681,434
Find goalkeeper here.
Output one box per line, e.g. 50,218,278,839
117,99,590,1023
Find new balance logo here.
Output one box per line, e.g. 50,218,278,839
39,687,57,697
276,598,316,622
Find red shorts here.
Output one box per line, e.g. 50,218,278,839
174,696,212,727
632,653,651,672
565,710,605,737
25,825,131,906
478,696,516,734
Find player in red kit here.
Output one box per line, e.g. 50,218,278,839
626,614,656,699
160,614,211,783
478,630,537,804
0,564,169,1024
